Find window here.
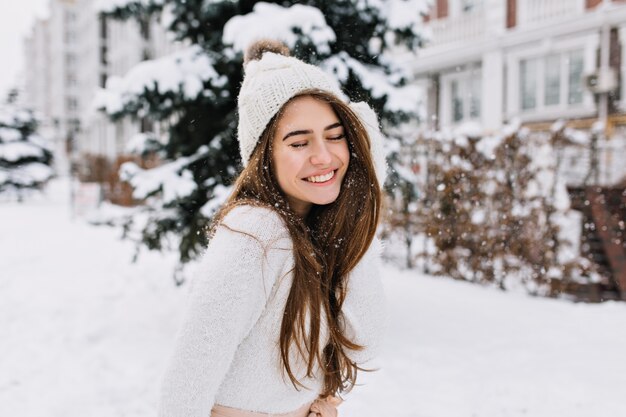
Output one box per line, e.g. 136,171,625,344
66,73,77,87
65,53,76,67
64,30,76,43
142,48,153,61
544,55,560,106
140,19,151,40
443,68,482,125
100,46,108,65
518,48,585,113
451,80,463,122
64,11,76,23
568,50,584,105
520,58,538,110
68,119,80,133
469,75,481,118
99,15,108,40
67,97,78,111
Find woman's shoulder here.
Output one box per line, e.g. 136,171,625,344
352,236,383,272
218,203,290,243
368,236,383,257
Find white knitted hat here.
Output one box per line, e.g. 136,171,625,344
237,43,388,185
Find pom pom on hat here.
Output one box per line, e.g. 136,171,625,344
243,39,290,66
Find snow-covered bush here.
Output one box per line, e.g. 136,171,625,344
96,0,431,269
0,104,53,200
386,123,600,296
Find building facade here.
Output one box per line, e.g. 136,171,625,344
24,0,626,187
23,0,81,174
417,0,626,299
417,0,626,186
22,0,181,177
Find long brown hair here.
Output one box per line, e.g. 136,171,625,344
211,89,381,397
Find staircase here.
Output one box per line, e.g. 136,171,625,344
568,186,626,301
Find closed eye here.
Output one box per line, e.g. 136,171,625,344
289,142,307,148
328,134,345,141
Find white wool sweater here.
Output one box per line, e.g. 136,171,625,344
158,205,386,417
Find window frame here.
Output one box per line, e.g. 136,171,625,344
506,33,596,121
440,65,483,127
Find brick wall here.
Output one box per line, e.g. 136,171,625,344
436,0,448,18
507,0,517,28
586,0,603,8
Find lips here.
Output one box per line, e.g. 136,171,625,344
305,170,336,183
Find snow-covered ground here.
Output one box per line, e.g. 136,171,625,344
1,179,626,417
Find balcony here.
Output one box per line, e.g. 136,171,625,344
424,0,590,49
517,0,586,27
427,10,486,47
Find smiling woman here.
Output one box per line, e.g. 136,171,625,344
158,39,388,417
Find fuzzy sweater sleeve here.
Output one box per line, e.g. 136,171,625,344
157,205,292,417
341,237,387,365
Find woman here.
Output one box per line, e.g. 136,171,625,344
158,40,387,417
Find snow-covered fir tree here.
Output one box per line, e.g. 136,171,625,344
95,0,431,272
0,92,54,201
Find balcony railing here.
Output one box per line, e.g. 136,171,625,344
427,11,486,47
517,0,585,27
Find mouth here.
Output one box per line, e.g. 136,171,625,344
303,169,337,184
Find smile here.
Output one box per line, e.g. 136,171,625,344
304,170,336,184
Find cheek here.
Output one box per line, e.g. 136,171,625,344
273,149,300,186
340,142,351,167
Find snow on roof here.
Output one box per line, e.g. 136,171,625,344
223,3,335,55
94,45,226,116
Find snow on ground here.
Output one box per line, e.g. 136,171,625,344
1,178,625,417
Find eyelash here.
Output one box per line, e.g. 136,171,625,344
290,134,346,148
329,134,346,141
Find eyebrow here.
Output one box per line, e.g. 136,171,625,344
282,122,343,141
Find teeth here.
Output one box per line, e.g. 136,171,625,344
306,170,334,183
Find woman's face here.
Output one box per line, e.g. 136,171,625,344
272,95,350,217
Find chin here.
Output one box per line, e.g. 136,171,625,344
311,193,340,206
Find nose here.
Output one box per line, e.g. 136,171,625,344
310,140,332,166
